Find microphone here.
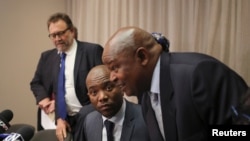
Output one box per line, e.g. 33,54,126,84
1,125,35,141
0,110,13,133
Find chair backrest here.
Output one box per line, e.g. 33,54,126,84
30,129,72,141
5,123,35,133
5,123,35,141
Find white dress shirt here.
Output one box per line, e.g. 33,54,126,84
150,57,165,140
64,39,82,115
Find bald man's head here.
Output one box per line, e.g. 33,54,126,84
86,65,110,88
102,26,164,97
103,26,157,61
86,64,124,118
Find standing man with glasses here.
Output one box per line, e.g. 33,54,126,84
30,12,103,141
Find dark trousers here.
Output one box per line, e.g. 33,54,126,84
37,108,44,131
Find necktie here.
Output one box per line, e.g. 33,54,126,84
143,92,164,141
57,52,67,119
150,92,159,107
150,92,165,140
104,120,114,141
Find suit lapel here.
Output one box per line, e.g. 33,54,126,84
97,116,104,141
142,93,164,141
53,51,61,92
160,52,177,140
90,114,103,141
74,42,82,83
120,101,134,141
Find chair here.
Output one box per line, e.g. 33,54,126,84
30,129,72,141
5,123,35,134
5,123,35,141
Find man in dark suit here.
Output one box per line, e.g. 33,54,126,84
74,65,150,141
30,13,103,141
102,26,249,141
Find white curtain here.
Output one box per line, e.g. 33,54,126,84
66,0,250,85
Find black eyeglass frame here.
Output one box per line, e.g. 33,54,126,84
48,27,70,39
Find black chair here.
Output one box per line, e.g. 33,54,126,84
5,123,35,141
30,129,72,141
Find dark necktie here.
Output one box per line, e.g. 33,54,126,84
104,120,114,141
143,92,164,141
57,52,67,119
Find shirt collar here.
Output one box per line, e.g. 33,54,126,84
66,39,77,56
102,98,126,126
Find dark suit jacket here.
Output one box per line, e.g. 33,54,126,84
75,100,150,141
30,40,103,128
141,51,248,141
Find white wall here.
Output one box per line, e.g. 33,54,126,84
0,0,66,130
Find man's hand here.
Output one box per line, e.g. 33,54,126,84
38,98,55,114
56,118,71,141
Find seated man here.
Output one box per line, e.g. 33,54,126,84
74,65,150,141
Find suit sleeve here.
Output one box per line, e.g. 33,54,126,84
30,53,50,104
89,44,103,66
95,44,104,65
191,60,248,124
74,104,95,141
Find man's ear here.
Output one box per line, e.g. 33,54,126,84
135,47,149,66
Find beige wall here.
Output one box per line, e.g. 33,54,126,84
0,0,66,130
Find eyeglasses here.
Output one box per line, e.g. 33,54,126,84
48,27,70,39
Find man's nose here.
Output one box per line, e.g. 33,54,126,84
98,91,108,101
110,71,117,81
